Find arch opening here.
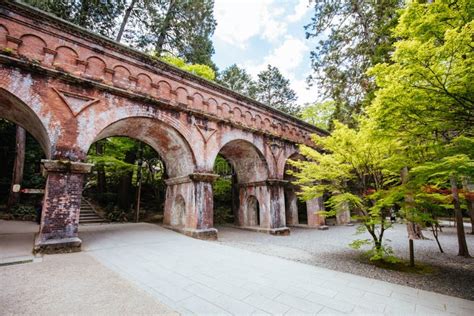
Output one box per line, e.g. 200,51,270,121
84,116,196,224
284,153,308,226
0,88,51,158
212,139,269,228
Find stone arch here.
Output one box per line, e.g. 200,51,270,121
88,116,195,178
215,139,268,184
158,80,172,100
0,87,51,157
192,92,204,110
85,56,106,80
18,34,46,62
207,98,218,115
222,103,231,119
0,24,9,47
283,152,305,226
112,65,131,89
233,107,242,122
136,73,152,94
175,87,189,106
254,114,263,128
170,194,186,227
244,111,253,126
53,46,78,73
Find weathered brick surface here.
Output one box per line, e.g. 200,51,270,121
0,2,329,251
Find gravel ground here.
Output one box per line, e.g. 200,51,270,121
216,223,474,301
0,252,176,315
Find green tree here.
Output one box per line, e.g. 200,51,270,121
218,64,257,99
305,0,403,126
124,0,216,68
288,121,400,262
24,0,126,38
367,0,474,257
299,101,335,130
25,0,217,69
158,55,215,81
255,65,299,116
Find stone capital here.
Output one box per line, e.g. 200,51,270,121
41,159,93,175
189,173,219,183
266,179,289,187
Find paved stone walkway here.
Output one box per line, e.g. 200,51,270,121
80,223,474,315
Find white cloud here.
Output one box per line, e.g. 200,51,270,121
243,36,320,104
288,0,312,23
214,0,287,48
244,36,308,79
291,78,319,104
214,0,320,104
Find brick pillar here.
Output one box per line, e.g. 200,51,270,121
237,180,290,235
307,197,326,228
164,173,218,240
284,188,299,226
34,160,93,254
267,179,290,235
336,202,351,225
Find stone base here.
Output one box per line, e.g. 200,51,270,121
163,225,218,240
33,236,82,254
232,225,290,236
289,224,329,230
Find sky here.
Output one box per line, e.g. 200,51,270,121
212,0,318,105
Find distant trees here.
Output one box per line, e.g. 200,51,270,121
292,0,474,261
255,65,299,116
218,64,299,116
218,64,257,99
24,0,217,69
305,0,403,126
299,101,335,130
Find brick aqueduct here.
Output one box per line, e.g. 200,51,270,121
0,2,343,253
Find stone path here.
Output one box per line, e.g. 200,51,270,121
0,220,37,265
80,223,474,315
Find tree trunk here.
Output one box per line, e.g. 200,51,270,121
7,126,26,209
117,151,136,211
116,0,137,42
155,0,176,54
401,167,425,239
462,178,474,234
95,142,106,196
450,175,470,257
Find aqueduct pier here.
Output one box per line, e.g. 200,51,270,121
0,2,336,253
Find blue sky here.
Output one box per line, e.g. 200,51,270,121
212,0,318,104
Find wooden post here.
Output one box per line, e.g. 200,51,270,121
7,126,26,209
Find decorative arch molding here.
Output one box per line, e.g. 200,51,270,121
0,84,52,158
213,138,269,184
82,114,196,178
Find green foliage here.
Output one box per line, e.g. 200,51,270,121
24,0,126,38
306,0,403,126
212,155,233,224
26,0,217,69
6,204,36,221
159,55,216,81
368,0,474,142
125,0,216,68
289,121,400,261
255,65,299,116
218,64,257,99
299,101,335,130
